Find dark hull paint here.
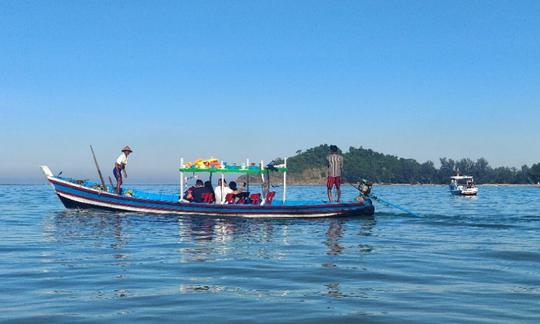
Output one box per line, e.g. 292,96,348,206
57,194,123,212
58,192,375,217
49,177,375,218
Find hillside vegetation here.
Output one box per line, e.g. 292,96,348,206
282,144,539,184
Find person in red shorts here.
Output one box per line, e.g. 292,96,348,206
327,145,344,203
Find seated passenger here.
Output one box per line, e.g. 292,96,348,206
191,180,213,203
183,185,195,201
202,181,215,202
228,181,248,203
204,180,214,194
214,179,233,204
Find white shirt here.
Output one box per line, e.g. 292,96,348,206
116,153,128,166
214,185,233,204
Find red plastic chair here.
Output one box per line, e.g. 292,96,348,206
202,192,214,203
235,192,250,204
250,193,261,205
224,193,236,204
265,192,276,205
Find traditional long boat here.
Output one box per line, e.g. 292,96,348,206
40,157,374,218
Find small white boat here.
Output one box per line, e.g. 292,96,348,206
449,175,478,196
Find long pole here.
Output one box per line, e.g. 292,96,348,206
90,145,108,192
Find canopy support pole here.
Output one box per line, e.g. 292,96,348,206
283,157,287,204
220,173,225,204
180,158,184,201
260,160,266,198
246,158,250,193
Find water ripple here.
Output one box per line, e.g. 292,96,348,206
0,184,539,322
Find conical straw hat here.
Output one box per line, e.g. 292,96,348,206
121,145,133,152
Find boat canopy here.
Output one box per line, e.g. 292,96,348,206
178,165,287,174
451,176,474,180
178,157,288,204
178,157,286,174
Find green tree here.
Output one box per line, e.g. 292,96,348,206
281,144,535,184
529,163,540,183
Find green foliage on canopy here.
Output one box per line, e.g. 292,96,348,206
179,166,287,174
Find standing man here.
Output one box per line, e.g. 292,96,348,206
327,145,343,203
114,146,132,194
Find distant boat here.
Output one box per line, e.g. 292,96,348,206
449,175,478,196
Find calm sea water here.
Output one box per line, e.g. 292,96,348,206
1,184,539,323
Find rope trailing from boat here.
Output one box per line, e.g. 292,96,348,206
347,180,419,217
367,194,420,217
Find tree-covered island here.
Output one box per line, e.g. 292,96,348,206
268,144,540,185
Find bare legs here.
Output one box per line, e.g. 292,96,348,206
327,187,341,203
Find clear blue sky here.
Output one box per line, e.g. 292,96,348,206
1,1,539,183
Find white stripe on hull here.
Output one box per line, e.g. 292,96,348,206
56,191,349,218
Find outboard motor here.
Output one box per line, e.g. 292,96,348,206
358,179,373,196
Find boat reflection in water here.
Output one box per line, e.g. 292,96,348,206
44,210,376,300
323,218,376,298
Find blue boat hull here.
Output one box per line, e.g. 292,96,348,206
47,177,374,218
